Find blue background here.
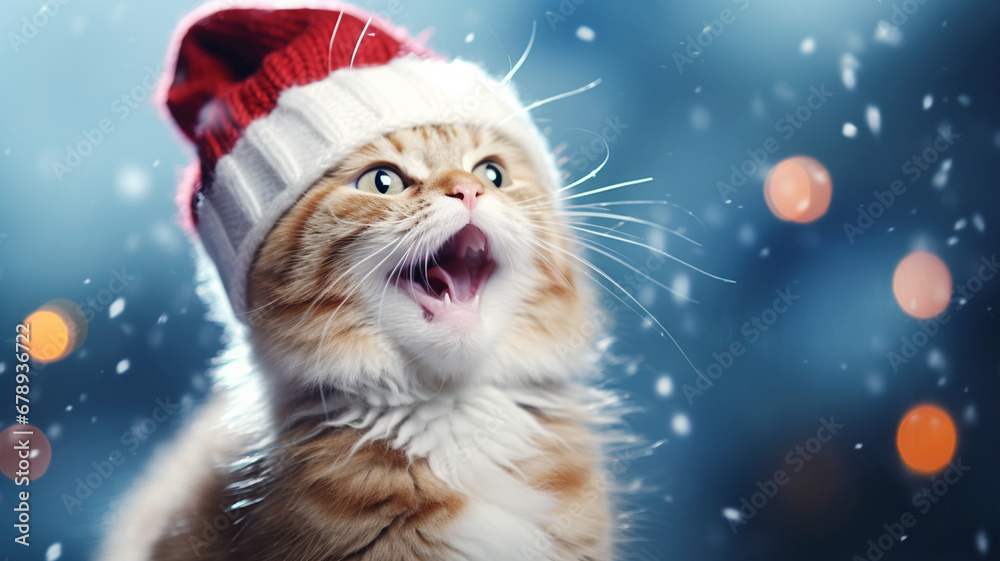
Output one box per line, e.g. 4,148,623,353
1,0,998,560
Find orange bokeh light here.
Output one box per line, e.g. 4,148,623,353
896,404,956,475
892,251,952,319
25,310,70,362
24,299,88,363
764,156,832,223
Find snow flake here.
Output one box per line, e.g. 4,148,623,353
874,20,902,46
576,26,595,42
799,37,815,54
672,413,691,436
840,54,859,90
655,376,674,397
865,105,881,136
932,158,952,189
109,297,125,319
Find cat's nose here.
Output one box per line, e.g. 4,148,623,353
448,181,484,212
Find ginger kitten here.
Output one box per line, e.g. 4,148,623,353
101,4,630,560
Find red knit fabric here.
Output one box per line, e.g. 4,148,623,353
165,5,435,183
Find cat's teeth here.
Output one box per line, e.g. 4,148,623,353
473,294,480,308
444,292,452,306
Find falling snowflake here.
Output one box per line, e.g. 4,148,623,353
799,37,815,54
690,106,710,131
840,53,861,90
922,94,933,110
576,26,595,42
976,529,989,556
972,213,985,233
46,542,62,561
116,359,130,375
961,403,978,424
116,164,152,202
957,94,971,106
722,507,741,522
464,32,474,43
109,297,125,319
954,218,967,230
873,20,902,46
842,122,858,138
927,349,946,369
854,443,863,450
655,375,674,397
671,413,691,436
865,105,881,136
932,158,952,189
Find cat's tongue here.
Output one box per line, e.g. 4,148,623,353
427,226,491,303
409,225,496,322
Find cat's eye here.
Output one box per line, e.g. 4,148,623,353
472,160,510,189
356,166,407,195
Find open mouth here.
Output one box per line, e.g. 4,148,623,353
394,225,497,322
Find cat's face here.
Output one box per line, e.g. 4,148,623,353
247,124,594,400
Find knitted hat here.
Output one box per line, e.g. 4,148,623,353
163,1,559,318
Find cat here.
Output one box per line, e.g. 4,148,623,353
99,124,625,561
95,3,643,559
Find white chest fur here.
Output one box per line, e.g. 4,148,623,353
318,386,570,560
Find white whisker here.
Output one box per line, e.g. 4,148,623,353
291,233,406,331
313,235,410,370
563,217,732,283
350,16,373,69
326,11,345,73
563,211,701,247
498,78,602,127
501,20,536,85
565,200,708,230
556,129,611,194
532,224,698,303
526,234,711,382
555,176,652,202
